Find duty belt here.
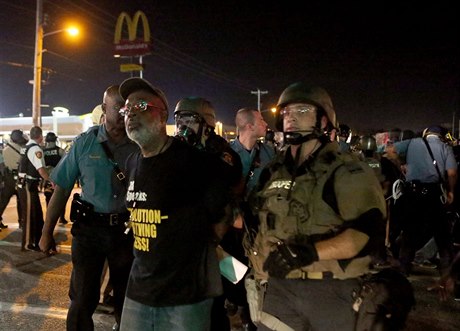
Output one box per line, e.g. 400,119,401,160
286,270,335,280
405,181,441,195
92,212,130,226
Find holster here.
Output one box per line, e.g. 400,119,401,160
352,269,415,331
17,176,26,189
70,193,94,223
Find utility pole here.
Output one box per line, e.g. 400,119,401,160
251,88,268,111
32,0,44,127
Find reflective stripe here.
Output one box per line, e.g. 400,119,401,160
260,312,295,331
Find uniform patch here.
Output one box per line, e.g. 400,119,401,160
221,151,234,166
268,180,294,190
289,200,309,223
35,151,43,159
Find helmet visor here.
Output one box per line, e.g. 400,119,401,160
174,112,202,132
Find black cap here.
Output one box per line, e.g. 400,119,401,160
119,77,169,110
424,125,447,137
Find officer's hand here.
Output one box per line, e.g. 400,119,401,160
286,234,319,266
263,237,319,278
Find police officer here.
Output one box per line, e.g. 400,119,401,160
247,83,387,330
174,97,245,331
394,125,457,276
230,108,275,199
0,129,28,229
229,107,276,331
39,85,139,331
43,131,67,224
18,126,51,251
358,135,385,185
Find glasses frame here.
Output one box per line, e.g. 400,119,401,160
119,100,166,117
280,104,317,117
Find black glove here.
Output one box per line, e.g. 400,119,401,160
263,235,319,279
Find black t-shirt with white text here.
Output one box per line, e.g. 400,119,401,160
124,138,231,306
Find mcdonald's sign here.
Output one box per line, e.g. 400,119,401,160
114,11,152,57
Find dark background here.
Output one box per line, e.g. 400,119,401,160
0,0,458,133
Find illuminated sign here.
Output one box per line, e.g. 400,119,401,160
120,63,144,72
114,11,152,57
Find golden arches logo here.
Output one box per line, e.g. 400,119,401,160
114,11,152,57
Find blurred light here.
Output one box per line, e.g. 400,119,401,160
66,26,79,37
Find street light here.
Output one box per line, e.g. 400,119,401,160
32,0,79,127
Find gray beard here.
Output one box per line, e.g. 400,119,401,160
128,124,163,149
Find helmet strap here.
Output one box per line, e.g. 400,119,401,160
284,129,323,145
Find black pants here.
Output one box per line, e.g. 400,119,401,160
18,181,43,249
66,220,134,331
0,172,23,223
259,277,359,331
44,185,66,221
398,184,453,274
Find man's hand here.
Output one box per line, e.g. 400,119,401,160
263,235,319,278
39,232,57,256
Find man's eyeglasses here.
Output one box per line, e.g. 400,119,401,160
119,101,166,117
280,104,317,117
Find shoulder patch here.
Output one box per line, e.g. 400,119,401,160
221,151,235,166
35,151,43,159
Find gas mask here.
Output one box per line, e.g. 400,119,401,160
174,111,205,147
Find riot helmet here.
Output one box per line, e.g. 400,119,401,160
422,125,448,140
276,82,336,145
359,135,377,153
45,132,58,143
174,97,216,148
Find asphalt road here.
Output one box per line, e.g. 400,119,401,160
0,190,115,331
0,191,459,330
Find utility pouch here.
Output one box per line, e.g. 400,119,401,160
70,193,93,223
353,269,415,331
16,176,26,189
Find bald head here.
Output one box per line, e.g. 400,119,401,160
104,85,122,102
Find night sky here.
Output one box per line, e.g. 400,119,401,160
0,0,458,134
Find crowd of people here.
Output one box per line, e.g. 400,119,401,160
0,78,459,331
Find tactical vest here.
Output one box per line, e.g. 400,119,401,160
18,143,41,180
43,146,62,167
249,144,385,281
